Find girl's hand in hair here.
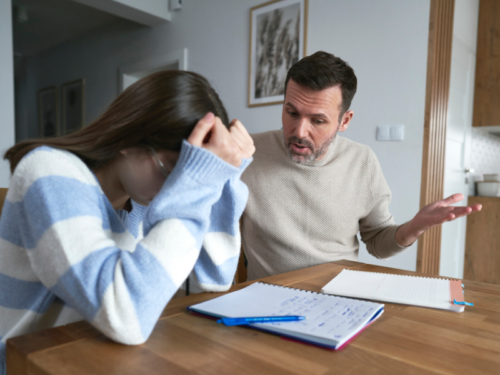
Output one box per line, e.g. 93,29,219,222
188,112,242,167
229,119,255,160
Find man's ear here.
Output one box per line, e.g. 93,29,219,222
339,110,354,132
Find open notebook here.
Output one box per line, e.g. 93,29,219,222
321,269,466,313
188,282,384,349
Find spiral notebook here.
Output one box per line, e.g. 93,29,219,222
321,269,466,313
188,282,384,349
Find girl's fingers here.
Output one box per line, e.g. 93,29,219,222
208,117,231,146
203,117,241,167
229,120,255,159
229,125,247,144
190,116,253,166
187,112,215,147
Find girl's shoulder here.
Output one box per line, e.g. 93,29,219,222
10,146,101,201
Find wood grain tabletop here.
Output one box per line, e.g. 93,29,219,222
7,260,500,375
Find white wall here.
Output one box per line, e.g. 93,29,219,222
0,0,16,188
18,0,431,271
313,0,430,271
440,0,480,278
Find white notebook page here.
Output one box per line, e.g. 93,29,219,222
190,282,384,347
321,269,463,312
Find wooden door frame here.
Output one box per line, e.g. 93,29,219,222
417,0,455,274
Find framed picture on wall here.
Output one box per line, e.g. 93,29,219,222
248,0,308,107
38,86,59,138
62,79,85,134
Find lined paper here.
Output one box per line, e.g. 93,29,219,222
189,282,384,348
321,269,464,313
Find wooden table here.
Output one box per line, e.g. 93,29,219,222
7,261,500,374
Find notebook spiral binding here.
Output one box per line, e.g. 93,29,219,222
257,282,327,296
342,269,461,283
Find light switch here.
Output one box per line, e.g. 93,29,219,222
376,126,391,141
390,125,404,141
377,125,404,141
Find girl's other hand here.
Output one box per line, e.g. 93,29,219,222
188,112,242,167
229,119,255,160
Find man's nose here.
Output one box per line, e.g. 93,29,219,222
294,119,309,139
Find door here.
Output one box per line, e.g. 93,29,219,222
119,49,188,92
440,0,479,278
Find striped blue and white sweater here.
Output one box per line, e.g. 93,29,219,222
0,141,250,374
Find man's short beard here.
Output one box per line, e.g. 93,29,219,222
285,132,337,164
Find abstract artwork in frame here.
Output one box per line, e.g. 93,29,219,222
62,79,85,135
38,86,59,138
248,0,308,107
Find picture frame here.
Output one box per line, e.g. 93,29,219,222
248,0,308,107
38,86,59,138
62,79,85,134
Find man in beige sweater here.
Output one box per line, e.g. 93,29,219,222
241,51,481,281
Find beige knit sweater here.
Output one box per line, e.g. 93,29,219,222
241,130,407,281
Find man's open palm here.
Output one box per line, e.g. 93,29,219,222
414,194,482,230
396,194,482,247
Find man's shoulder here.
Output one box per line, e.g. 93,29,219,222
249,129,285,162
251,129,282,148
243,130,284,182
337,136,371,152
335,136,376,162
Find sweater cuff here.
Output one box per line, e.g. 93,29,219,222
176,140,239,185
393,224,414,249
234,157,253,179
370,225,411,259
388,225,412,254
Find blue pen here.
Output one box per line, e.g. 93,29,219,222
217,315,306,326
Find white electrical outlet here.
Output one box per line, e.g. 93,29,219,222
376,126,391,141
390,125,404,141
377,125,404,141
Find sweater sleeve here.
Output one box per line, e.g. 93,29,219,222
359,149,408,259
192,158,252,292
5,143,238,345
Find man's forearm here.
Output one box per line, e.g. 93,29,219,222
395,221,423,248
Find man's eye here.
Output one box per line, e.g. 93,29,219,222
288,111,298,117
313,119,325,125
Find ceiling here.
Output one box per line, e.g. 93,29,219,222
12,0,134,57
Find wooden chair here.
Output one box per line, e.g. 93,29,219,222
234,248,247,284
0,188,7,218
233,219,248,284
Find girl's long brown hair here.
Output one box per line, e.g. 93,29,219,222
4,71,229,173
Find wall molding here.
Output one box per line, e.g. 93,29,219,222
417,0,455,275
72,0,171,26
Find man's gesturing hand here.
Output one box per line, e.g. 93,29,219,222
395,193,482,247
187,113,254,168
